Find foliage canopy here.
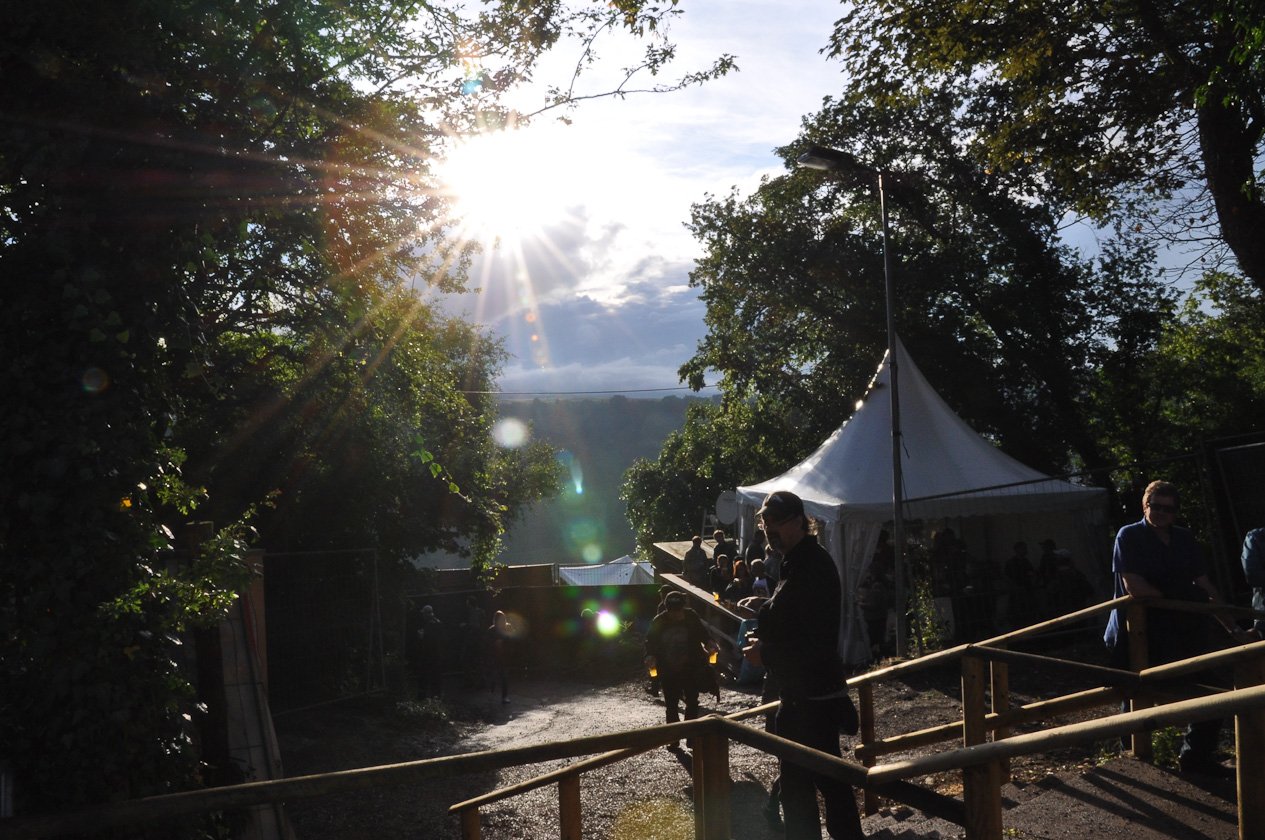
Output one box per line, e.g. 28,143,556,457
0,0,728,821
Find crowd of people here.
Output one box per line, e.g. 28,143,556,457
651,478,1265,834
684,526,782,616
405,596,516,704
405,479,1265,837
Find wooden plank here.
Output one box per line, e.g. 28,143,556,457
848,596,1131,688
990,658,1011,783
558,775,581,840
961,655,1002,840
450,720,710,812
698,728,730,840
459,807,480,840
1139,638,1265,682
6,718,716,838
858,682,879,816
1235,659,1265,840
971,644,1139,686
867,681,1265,784
1126,603,1153,761
714,719,964,825
855,686,1126,761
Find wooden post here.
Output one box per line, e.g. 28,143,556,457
990,656,1011,783
558,774,581,840
961,654,1002,840
1235,656,1265,840
692,735,705,840
693,726,730,840
1125,603,1153,761
859,681,879,815
459,807,480,840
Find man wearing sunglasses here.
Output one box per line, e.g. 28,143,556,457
1103,479,1243,776
743,490,862,839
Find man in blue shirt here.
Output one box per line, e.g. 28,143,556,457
1104,480,1244,776
1242,527,1265,637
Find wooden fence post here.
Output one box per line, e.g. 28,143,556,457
990,656,1011,784
961,654,1002,840
692,725,730,840
1125,603,1152,761
859,681,879,815
459,807,480,840
558,774,581,840
1235,656,1265,840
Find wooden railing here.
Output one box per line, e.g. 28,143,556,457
448,594,1265,840
6,596,1265,840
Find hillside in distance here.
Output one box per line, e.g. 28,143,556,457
496,395,711,566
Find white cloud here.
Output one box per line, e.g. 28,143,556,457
441,1,845,394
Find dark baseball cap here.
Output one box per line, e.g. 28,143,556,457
757,490,804,522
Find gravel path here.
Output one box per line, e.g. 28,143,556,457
277,670,802,839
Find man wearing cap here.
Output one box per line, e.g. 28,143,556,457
644,592,716,748
744,490,862,839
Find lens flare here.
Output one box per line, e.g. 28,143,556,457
581,543,602,563
500,611,528,640
595,610,621,637
82,367,110,394
611,797,692,839
492,418,529,448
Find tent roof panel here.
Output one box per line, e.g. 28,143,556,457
738,338,1104,522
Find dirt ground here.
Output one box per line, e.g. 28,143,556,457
272,635,1134,840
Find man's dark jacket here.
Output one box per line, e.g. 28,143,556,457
756,533,844,699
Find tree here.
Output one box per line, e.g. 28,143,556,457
0,0,726,821
671,89,1173,490
621,398,792,551
829,0,1265,294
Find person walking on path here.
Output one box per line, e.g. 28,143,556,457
487,610,514,704
744,490,862,840
408,604,445,699
644,592,716,749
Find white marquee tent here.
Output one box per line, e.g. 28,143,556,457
558,555,655,586
737,338,1107,662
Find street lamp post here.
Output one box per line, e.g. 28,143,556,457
796,144,907,658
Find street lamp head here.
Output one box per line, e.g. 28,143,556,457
796,145,874,175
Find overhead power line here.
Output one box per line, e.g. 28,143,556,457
461,384,718,396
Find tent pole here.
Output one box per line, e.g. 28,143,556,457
880,172,907,659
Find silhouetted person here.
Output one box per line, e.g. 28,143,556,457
744,491,861,839
645,592,716,749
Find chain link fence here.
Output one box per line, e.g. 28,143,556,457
263,549,385,714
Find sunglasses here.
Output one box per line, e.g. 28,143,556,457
1148,502,1178,514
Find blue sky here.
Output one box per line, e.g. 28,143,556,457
431,1,848,397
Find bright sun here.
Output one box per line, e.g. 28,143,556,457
437,123,582,244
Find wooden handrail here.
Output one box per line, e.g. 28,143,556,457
11,595,1265,840
0,719,716,839
452,702,780,814
1139,638,1265,682
848,596,1131,686
855,686,1127,761
715,718,965,825
866,681,1265,785
968,644,1139,686
1137,597,1265,620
